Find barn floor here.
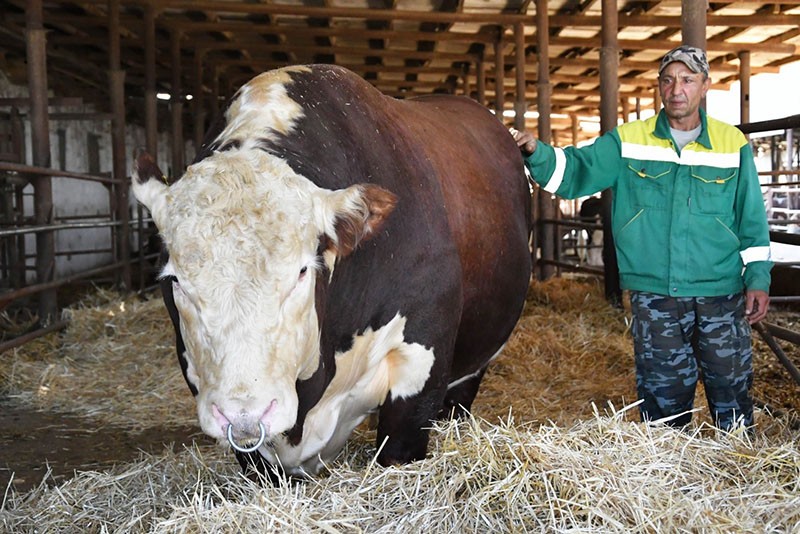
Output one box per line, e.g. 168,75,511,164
0,400,206,492
1,277,798,519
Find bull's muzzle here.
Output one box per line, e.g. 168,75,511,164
226,421,267,453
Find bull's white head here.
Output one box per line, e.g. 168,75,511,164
131,147,396,449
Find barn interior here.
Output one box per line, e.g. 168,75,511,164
0,1,799,530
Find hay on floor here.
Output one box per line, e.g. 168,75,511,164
2,409,799,533
1,278,799,532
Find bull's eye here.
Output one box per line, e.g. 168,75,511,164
299,266,308,279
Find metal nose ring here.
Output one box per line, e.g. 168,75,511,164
226,421,266,453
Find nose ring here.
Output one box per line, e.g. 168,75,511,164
226,421,266,453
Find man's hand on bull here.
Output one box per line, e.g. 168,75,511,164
509,128,537,157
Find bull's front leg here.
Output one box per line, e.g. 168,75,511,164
375,377,449,466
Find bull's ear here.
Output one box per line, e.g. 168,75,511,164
131,149,170,229
323,184,397,258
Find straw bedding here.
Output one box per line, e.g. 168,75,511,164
1,279,799,532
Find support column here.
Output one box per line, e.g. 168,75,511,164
494,35,505,120
144,3,158,157
108,0,130,289
681,0,707,50
193,50,206,158
211,66,221,122
513,21,527,131
536,0,555,280
682,0,707,110
170,30,184,176
738,50,751,126
476,51,485,106
26,0,57,324
600,0,621,305
570,114,579,146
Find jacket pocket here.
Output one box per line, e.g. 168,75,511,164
626,162,671,210
689,166,737,216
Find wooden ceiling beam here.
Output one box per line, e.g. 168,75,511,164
536,35,800,55
549,13,800,27
61,0,536,25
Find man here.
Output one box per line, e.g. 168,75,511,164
512,45,772,430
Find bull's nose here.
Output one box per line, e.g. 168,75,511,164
212,400,278,441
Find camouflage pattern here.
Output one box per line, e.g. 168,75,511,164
630,291,753,430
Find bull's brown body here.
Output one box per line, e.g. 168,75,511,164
134,65,532,479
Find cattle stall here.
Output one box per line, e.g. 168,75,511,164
2,1,800,531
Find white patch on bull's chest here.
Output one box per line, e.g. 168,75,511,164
256,313,435,475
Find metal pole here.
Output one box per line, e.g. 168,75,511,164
754,322,800,387
108,0,131,290
25,0,57,324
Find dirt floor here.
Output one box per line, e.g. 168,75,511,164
0,400,209,492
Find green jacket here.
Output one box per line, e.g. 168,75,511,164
524,109,772,297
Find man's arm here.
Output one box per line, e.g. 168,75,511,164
508,127,623,200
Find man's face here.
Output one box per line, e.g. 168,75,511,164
658,61,710,127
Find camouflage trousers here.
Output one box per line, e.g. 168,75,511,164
630,291,754,430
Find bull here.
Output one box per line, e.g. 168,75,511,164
132,65,531,480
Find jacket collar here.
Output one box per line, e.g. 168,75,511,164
653,107,712,150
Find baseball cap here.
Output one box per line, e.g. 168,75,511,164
659,45,710,77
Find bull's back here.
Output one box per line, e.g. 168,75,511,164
253,65,530,376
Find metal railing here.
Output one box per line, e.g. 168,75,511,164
1,161,157,353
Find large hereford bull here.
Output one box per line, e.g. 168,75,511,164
132,65,531,479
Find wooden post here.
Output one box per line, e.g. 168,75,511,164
600,0,622,305
536,0,555,280
513,21,527,131
476,51,485,106
494,36,505,120
738,50,751,127
682,0,708,110
144,3,158,157
193,50,206,159
171,30,185,176
108,0,130,289
571,114,579,146
26,0,57,324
